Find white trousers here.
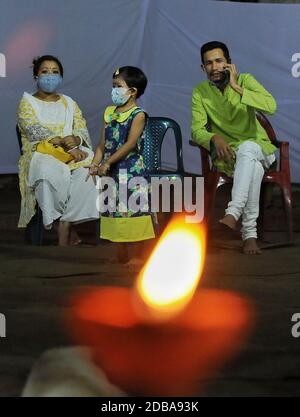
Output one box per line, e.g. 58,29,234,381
225,141,275,241
35,166,99,229
35,168,99,229
29,147,99,229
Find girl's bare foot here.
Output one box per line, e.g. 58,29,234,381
243,238,262,255
69,227,82,245
219,214,237,230
58,221,70,246
125,258,144,267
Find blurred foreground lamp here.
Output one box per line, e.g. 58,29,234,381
68,216,253,396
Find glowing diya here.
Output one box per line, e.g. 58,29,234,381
67,216,253,396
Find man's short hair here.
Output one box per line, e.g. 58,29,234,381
200,41,231,64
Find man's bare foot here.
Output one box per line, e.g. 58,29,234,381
243,238,262,255
69,227,82,246
219,214,237,230
58,221,70,246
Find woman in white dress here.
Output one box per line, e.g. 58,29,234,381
17,55,98,245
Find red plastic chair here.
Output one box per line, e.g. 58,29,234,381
190,111,293,242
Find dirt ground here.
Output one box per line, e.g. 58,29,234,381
0,174,300,397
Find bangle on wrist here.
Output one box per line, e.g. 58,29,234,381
67,145,79,153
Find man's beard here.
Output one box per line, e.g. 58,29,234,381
210,71,229,89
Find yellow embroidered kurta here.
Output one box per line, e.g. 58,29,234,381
17,93,93,227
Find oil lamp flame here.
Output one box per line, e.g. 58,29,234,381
136,217,206,319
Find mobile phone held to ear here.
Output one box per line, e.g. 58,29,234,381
224,69,230,84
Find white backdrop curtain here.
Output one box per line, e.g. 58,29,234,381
1,0,300,181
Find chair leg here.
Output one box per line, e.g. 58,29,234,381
25,207,44,245
95,218,101,245
281,182,294,242
257,183,267,241
204,174,220,222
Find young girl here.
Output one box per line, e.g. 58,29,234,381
88,66,155,263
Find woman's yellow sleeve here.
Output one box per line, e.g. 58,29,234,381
72,101,92,148
17,98,55,143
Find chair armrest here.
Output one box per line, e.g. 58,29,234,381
189,140,211,176
277,140,290,174
270,137,282,148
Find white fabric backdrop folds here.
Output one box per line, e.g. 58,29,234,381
1,0,300,181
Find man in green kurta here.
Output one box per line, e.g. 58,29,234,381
191,41,277,254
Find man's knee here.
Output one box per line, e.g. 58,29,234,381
236,140,261,158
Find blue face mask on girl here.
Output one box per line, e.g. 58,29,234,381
111,87,131,106
37,74,62,93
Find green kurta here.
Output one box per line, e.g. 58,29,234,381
191,73,277,176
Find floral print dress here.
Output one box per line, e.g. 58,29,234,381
100,106,155,242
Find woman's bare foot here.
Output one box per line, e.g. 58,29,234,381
243,238,262,255
58,221,70,246
69,227,82,246
219,214,237,230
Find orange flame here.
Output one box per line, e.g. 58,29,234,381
135,216,206,321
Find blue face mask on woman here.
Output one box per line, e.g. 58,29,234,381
111,87,130,106
37,74,62,93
